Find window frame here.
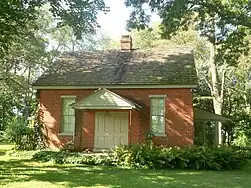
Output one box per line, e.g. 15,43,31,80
150,95,166,136
59,96,76,135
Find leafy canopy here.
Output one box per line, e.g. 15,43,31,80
125,0,251,65
0,0,108,54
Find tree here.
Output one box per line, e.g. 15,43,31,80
0,22,49,130
0,4,114,132
0,0,108,57
131,23,160,49
125,0,251,145
48,26,118,52
130,22,205,49
35,5,118,53
222,45,251,145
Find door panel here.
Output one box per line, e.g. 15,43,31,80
94,112,128,150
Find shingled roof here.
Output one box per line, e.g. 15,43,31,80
33,46,197,87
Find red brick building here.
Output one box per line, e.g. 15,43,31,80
33,36,197,151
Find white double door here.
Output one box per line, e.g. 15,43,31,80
94,112,128,150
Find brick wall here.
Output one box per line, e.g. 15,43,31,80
39,88,194,150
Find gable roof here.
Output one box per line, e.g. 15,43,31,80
33,47,197,88
71,88,141,110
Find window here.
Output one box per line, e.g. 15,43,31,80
60,96,76,134
150,97,165,135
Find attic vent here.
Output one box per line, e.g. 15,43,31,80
120,35,132,51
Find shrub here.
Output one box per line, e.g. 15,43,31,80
33,151,73,163
112,144,247,170
232,146,251,159
232,131,251,147
32,150,114,166
5,118,37,150
32,145,248,170
0,131,8,143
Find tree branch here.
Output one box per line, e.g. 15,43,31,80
205,78,213,93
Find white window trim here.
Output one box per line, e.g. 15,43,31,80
150,95,166,136
60,96,76,135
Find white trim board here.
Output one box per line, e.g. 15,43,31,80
71,88,141,110
33,85,197,89
73,106,135,110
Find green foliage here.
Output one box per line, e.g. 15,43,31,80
33,151,113,166
4,118,37,150
0,11,49,131
222,55,251,145
126,0,251,61
112,144,247,170
233,147,251,159
5,149,38,158
232,132,251,147
0,0,108,56
0,131,5,143
32,145,247,170
131,26,160,49
129,23,205,50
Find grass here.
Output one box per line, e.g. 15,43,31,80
0,144,14,155
0,146,251,188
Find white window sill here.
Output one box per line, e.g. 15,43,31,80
149,95,167,98
153,133,166,137
58,133,74,136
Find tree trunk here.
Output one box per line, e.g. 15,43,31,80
213,99,222,145
25,65,31,123
209,43,223,145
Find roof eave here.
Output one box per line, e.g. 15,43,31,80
33,84,197,90
73,106,138,110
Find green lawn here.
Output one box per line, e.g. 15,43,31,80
0,146,251,188
0,144,14,154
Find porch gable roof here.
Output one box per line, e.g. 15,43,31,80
71,88,141,110
194,108,231,122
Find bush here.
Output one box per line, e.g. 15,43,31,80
32,145,248,170
0,131,7,143
32,150,114,166
232,146,251,159
5,118,37,150
112,144,247,170
232,131,251,147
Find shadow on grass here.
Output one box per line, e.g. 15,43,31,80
0,151,5,156
0,158,251,188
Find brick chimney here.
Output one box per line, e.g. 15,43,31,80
120,35,132,51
